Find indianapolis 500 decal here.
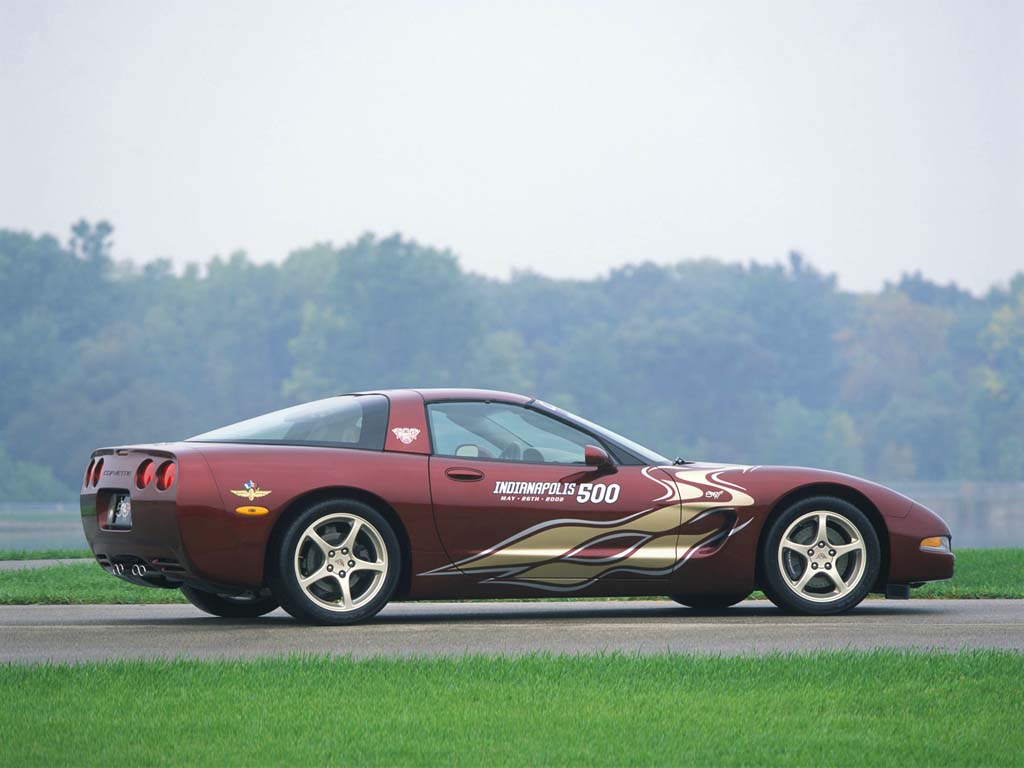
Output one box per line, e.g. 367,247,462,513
422,465,758,590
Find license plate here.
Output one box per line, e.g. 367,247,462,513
107,494,132,529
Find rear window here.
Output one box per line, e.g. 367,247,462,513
188,395,390,450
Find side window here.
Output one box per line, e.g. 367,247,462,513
295,395,390,449
427,402,602,464
428,407,502,459
189,394,390,450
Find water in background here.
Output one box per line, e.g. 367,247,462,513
1,484,1021,551
893,482,1024,548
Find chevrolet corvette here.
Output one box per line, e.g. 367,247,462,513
80,389,954,624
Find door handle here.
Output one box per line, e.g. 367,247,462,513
445,467,484,482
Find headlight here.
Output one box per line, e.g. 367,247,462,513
920,535,952,553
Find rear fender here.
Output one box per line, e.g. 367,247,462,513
185,443,440,588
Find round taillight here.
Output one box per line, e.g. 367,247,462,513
91,458,104,487
84,459,95,487
156,461,176,491
136,459,155,489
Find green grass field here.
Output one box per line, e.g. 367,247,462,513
0,562,187,604
0,548,91,561
0,548,1019,604
914,548,1024,598
1,651,1020,767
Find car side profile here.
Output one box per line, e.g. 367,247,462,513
80,389,954,624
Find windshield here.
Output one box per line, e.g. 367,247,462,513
188,395,390,450
529,400,670,465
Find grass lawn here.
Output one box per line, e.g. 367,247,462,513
0,562,187,604
0,548,91,561
0,548,1020,605
914,548,1024,598
1,651,1020,767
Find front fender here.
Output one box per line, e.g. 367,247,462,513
665,465,925,596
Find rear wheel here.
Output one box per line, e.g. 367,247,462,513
180,584,279,618
670,592,750,611
761,496,880,615
269,498,400,625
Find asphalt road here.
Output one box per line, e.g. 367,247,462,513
1,599,1021,662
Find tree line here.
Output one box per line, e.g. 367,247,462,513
1,221,1021,500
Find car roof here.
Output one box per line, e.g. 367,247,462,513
414,388,532,404
350,388,532,404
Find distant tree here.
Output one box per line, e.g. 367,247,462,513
0,442,72,501
285,234,482,398
0,222,1021,494
982,275,1024,403
977,275,1024,479
894,272,977,309
68,219,113,265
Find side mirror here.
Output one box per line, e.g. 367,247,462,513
584,444,613,468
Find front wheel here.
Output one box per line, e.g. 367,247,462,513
761,496,880,615
269,499,401,625
180,585,279,618
670,593,750,611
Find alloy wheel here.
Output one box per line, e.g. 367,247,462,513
776,510,868,603
293,513,389,612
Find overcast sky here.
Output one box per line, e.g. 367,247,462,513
2,0,1021,293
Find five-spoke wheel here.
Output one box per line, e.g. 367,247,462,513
777,511,867,602
294,513,389,612
761,496,879,615
270,499,400,625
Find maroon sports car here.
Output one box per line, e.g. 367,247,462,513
80,389,954,623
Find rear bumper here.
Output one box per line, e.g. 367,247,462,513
81,446,192,588
82,492,189,588
82,506,262,595
79,445,265,595
81,494,256,594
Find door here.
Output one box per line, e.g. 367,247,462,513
426,400,682,591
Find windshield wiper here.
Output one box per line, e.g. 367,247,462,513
673,457,692,465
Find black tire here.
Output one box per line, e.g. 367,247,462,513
761,496,880,615
670,592,750,611
180,584,279,618
268,498,401,625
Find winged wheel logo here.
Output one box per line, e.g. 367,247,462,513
230,480,272,502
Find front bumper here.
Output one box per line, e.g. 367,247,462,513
886,502,955,585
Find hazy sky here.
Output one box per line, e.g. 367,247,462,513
2,0,1021,293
